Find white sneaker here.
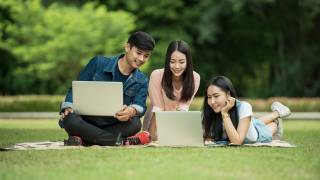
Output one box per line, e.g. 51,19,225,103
271,102,291,118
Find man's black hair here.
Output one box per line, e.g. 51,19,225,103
127,31,155,51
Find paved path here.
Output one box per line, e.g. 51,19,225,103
0,112,319,119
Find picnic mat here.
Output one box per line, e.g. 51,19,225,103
204,140,296,148
0,141,145,151
0,140,296,151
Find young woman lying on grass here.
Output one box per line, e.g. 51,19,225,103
202,76,291,145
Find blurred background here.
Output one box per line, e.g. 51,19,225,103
1,0,319,99
1,2,319,177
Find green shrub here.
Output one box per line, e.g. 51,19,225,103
0,95,319,112
0,95,64,112
190,97,320,112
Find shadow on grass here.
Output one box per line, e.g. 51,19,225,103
0,128,66,148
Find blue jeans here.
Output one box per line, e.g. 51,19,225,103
253,118,272,143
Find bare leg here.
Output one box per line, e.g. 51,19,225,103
258,111,279,125
148,113,158,141
267,122,277,135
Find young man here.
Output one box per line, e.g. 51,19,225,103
59,31,155,146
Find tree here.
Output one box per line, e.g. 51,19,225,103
101,0,320,97
0,0,135,94
1,0,319,97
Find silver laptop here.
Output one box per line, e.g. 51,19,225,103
72,81,123,116
155,111,204,147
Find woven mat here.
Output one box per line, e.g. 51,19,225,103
205,140,296,148
0,139,296,151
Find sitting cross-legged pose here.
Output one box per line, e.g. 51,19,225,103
59,31,155,146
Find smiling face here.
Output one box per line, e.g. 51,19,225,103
207,85,230,113
125,44,151,69
169,50,187,79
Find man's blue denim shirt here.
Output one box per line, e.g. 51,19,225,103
61,54,149,117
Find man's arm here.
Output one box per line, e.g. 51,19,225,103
130,79,148,117
114,78,148,121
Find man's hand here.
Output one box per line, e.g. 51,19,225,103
60,107,73,119
114,105,137,122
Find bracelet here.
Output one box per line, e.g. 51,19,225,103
221,112,230,119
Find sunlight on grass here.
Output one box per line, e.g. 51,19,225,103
0,119,59,129
0,119,319,179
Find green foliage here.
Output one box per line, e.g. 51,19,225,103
0,0,319,97
0,0,135,94
104,0,320,97
104,0,196,74
192,0,320,97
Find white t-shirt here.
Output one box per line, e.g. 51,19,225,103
237,100,258,142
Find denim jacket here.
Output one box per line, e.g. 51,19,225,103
61,54,149,117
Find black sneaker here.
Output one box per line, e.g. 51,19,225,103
64,136,83,146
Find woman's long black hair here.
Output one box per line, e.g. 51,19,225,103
202,76,239,141
161,40,195,102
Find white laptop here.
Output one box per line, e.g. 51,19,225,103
72,81,123,116
155,111,204,147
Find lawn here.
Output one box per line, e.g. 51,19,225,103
0,119,319,180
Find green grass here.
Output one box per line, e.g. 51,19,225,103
0,119,319,180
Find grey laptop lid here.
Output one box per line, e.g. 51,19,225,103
155,111,203,147
72,81,123,116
